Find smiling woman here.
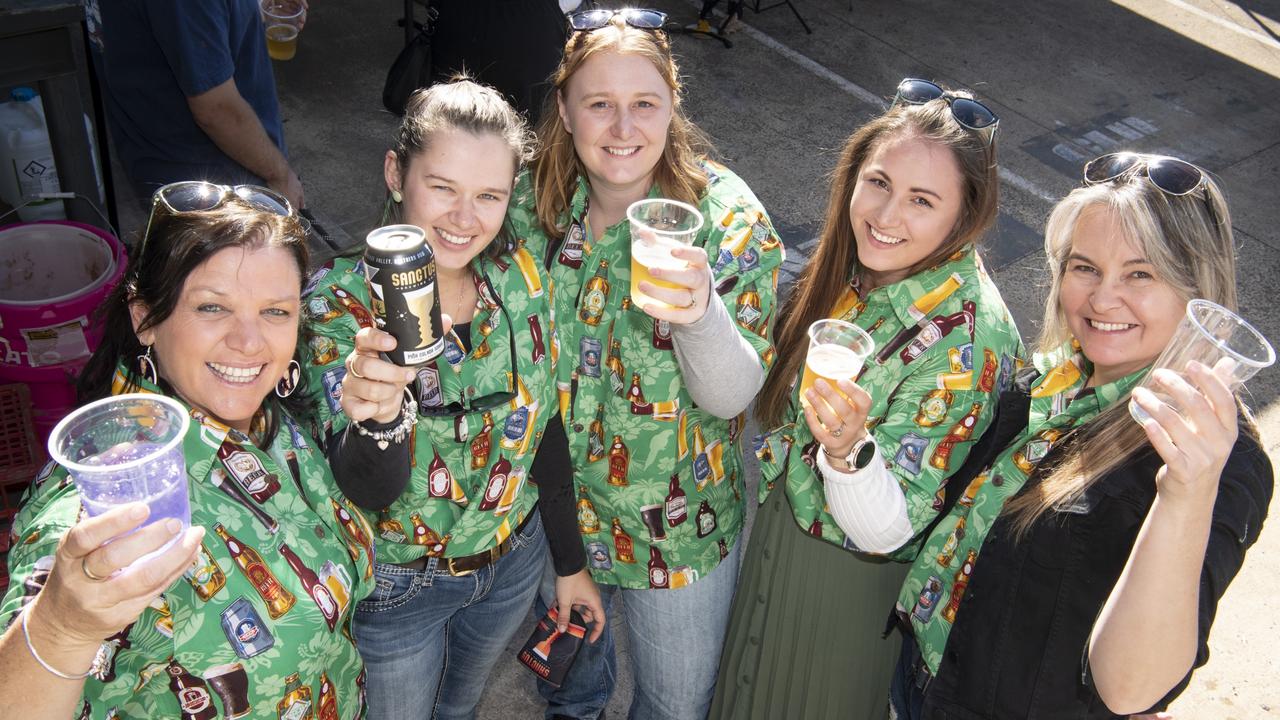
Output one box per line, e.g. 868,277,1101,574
0,188,377,720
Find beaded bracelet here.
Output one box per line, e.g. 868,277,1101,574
22,606,92,680
353,391,419,450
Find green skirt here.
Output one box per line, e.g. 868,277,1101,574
710,486,909,720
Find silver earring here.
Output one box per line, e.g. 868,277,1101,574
136,345,158,385
390,189,403,203
275,359,301,398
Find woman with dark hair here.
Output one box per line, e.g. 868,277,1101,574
0,185,376,719
891,154,1273,718
302,79,603,720
506,9,784,719
711,79,1023,720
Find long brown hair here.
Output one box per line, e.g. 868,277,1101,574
756,97,1000,428
1004,169,1250,534
530,18,712,238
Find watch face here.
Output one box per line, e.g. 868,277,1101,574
853,439,877,469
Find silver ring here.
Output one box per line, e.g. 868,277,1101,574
684,289,696,309
832,423,845,438
81,557,108,582
346,355,367,380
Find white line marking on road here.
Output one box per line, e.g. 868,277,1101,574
684,0,1057,203
1153,0,1280,49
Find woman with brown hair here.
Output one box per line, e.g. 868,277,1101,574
890,153,1272,718
506,8,784,719
711,79,1023,720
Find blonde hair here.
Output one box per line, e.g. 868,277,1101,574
530,18,712,238
1005,168,1248,534
757,96,1000,428
385,77,534,256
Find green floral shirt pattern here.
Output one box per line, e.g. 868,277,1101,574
508,160,783,589
897,340,1145,673
753,250,1024,556
303,251,558,564
2,371,376,719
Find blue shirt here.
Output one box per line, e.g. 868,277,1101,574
92,0,286,193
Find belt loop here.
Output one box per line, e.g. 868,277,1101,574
424,555,440,585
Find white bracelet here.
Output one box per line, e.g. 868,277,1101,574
21,606,92,680
353,391,419,450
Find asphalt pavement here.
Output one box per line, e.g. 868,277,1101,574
111,0,1280,716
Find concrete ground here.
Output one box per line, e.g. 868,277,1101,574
108,0,1280,716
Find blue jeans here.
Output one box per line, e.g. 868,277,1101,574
354,513,548,720
535,536,742,720
888,632,927,720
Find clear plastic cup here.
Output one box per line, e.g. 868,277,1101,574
48,393,191,561
1129,299,1275,423
628,198,704,309
799,319,875,408
261,0,305,61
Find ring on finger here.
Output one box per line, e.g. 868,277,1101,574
683,289,696,309
346,356,367,380
832,422,845,438
81,557,108,582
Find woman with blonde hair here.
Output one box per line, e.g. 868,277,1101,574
507,8,784,719
890,153,1273,718
711,78,1023,720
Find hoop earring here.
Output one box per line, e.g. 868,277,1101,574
275,359,302,398
136,345,158,385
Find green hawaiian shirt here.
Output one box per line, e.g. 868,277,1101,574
508,160,783,589
1,370,375,719
897,340,1146,673
304,249,558,564
753,249,1025,556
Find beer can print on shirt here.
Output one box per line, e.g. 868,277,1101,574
220,597,275,658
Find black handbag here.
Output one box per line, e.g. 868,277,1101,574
382,3,436,116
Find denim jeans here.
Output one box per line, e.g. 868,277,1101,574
535,536,742,720
354,513,548,720
888,632,927,720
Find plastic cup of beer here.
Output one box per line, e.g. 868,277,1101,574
47,393,191,564
799,319,875,410
627,198,704,309
1129,299,1274,424
261,0,305,61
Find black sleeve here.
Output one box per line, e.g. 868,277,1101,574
328,413,413,510
533,412,587,576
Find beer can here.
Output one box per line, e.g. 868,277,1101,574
363,225,445,366
220,597,275,659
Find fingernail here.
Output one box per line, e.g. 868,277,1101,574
128,504,149,520
165,518,182,534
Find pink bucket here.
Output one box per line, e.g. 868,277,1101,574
0,221,127,443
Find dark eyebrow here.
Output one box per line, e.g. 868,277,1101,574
864,168,943,200
424,174,510,197
189,286,298,304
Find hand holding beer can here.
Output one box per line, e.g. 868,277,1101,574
799,319,875,410
363,225,446,366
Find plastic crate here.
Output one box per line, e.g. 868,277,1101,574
0,383,45,596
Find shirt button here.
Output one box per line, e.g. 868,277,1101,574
740,674,752,686
762,548,772,560
749,636,760,646
467,387,477,397
314,525,326,539
574,423,584,432
756,593,766,604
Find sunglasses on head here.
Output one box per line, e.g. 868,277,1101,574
142,181,294,252
568,8,667,32
893,78,999,144
1082,152,1207,196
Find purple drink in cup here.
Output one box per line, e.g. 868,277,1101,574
48,394,192,564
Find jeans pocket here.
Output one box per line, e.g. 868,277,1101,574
509,512,544,551
356,562,423,613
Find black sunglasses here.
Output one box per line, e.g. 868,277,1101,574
1083,152,1207,196
893,78,999,144
417,272,519,421
142,181,293,251
568,8,667,32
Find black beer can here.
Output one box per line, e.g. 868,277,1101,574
363,224,445,366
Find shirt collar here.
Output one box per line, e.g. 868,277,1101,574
857,247,979,328
1029,338,1148,415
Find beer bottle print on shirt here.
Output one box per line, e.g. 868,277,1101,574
280,542,339,632
214,524,295,619
579,260,609,325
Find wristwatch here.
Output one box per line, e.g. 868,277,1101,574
827,435,877,472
